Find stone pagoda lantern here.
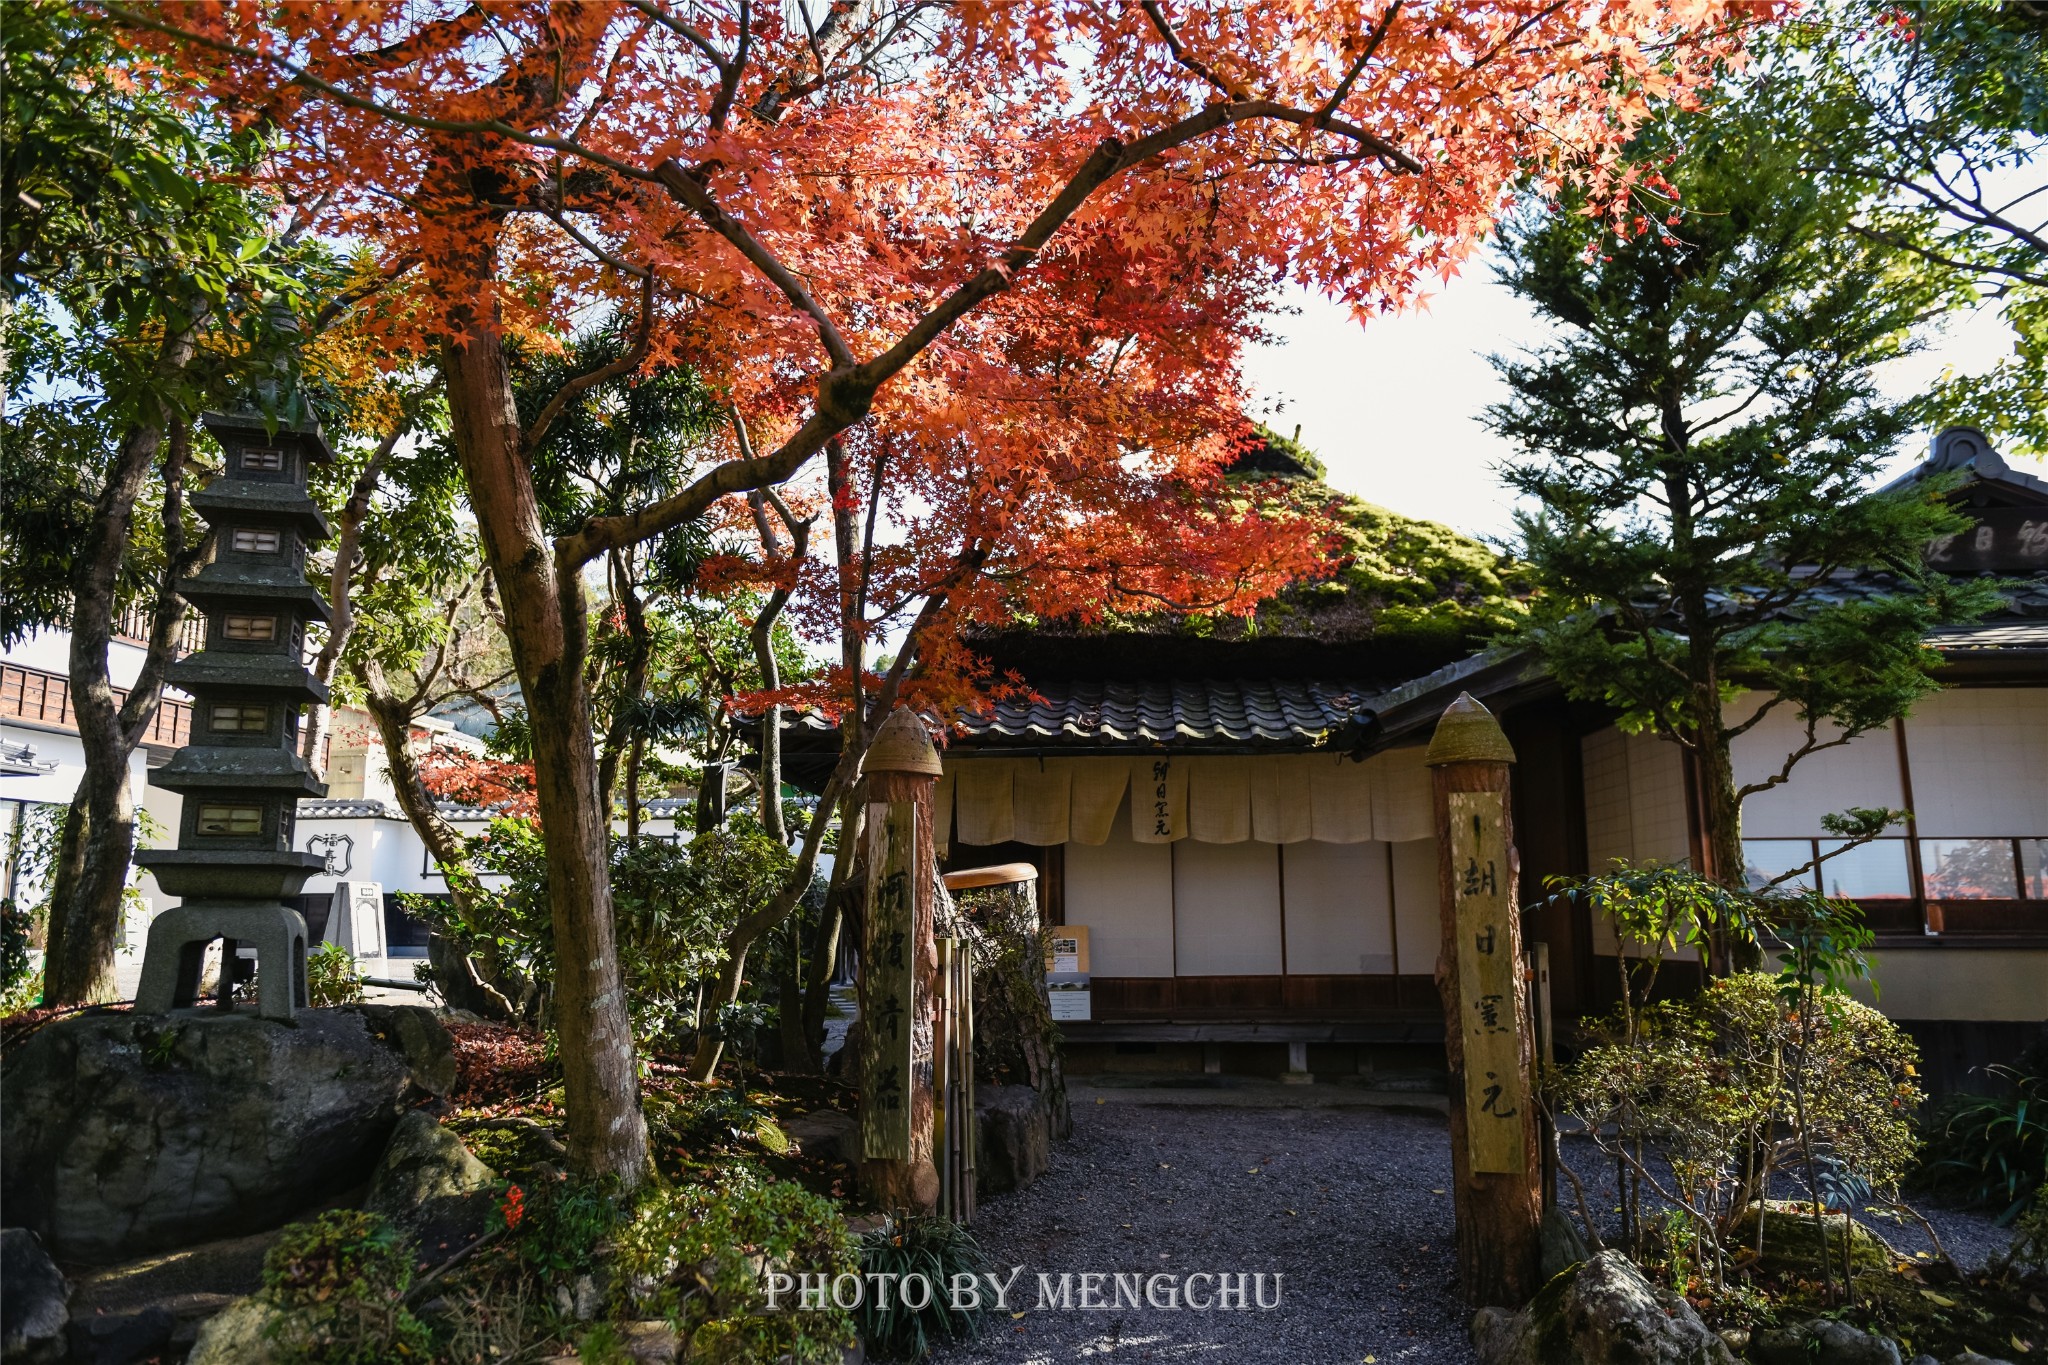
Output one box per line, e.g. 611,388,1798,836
135,410,334,1020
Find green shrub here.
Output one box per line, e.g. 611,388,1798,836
1552,969,1921,1291
0,898,39,1015
856,1214,990,1362
261,1210,432,1363
1915,1060,2048,1223
306,943,366,1008
612,1169,854,1364
515,1178,624,1281
2005,1195,2048,1274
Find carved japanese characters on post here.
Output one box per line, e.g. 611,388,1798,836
1449,792,1526,1175
862,799,919,1162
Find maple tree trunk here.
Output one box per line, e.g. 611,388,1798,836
443,302,647,1186
44,330,197,1004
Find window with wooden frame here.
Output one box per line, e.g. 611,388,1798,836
240,448,285,472
195,804,264,836
222,614,277,642
231,527,282,554
208,703,269,734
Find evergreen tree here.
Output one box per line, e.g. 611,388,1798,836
1486,91,2000,964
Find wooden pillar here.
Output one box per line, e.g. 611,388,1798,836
1426,692,1542,1306
859,707,942,1213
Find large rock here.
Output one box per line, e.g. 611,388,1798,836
64,1306,175,1365
1471,1250,1736,1365
364,1110,498,1261
1540,1204,1592,1282
1755,1319,1903,1365
1,1006,453,1264
1727,1200,1893,1278
1,1228,69,1363
183,1296,281,1365
785,1107,859,1166
974,1085,1054,1197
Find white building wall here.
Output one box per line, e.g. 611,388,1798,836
1054,790,1440,979
1730,692,1907,836
1901,688,2048,837
1283,840,1395,975
1172,839,1282,975
1063,795,1175,977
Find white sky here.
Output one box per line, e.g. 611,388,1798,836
1241,261,2032,545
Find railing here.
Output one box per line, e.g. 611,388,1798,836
0,663,192,748
112,603,207,657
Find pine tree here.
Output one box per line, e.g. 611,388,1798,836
1486,91,2000,965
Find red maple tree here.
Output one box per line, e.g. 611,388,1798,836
114,0,1763,1182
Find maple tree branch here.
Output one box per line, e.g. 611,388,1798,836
1315,0,1402,127
653,158,855,367
542,207,652,279
575,97,1421,571
619,0,729,72
524,273,654,456
708,0,751,131
100,3,658,185
329,4,490,79
1141,1,1236,97
313,251,420,330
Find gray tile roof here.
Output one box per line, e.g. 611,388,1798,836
1926,620,2048,651
954,677,1376,747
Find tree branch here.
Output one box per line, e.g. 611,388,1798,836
651,158,855,366
524,273,655,456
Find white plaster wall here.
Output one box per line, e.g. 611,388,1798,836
1282,840,1395,975
1902,688,2048,837
1849,950,2048,1022
6,628,151,692
1729,693,1905,837
1581,726,1634,869
1172,838,1283,975
1062,794,1175,977
1389,837,1441,978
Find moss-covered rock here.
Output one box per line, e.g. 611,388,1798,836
185,1296,282,1365
1473,1250,1736,1365
1728,1201,1894,1279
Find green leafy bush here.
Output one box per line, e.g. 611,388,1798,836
261,1210,432,1363
306,942,366,1007
0,897,40,1015
1915,1060,2047,1223
856,1214,990,1362
407,814,793,1052
1553,967,1920,1295
514,1178,623,1281
611,1169,854,1364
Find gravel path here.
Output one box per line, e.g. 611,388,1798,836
934,1099,1475,1365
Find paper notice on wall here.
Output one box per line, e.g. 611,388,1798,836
1048,989,1091,1021
1045,925,1090,974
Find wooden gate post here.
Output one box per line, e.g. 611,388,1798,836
860,707,943,1213
1426,692,1542,1306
